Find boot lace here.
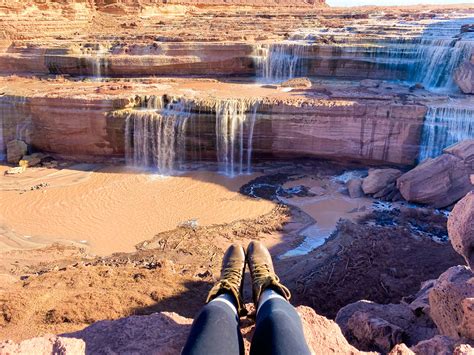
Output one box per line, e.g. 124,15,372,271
253,263,276,282
221,265,242,287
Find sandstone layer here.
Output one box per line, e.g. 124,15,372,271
0,77,429,166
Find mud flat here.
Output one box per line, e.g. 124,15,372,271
0,163,275,255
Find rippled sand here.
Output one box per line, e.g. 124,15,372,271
0,164,275,255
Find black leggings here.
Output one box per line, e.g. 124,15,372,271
182,297,311,355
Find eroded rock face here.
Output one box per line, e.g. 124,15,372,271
428,266,474,339
397,140,474,208
336,300,437,352
448,192,474,269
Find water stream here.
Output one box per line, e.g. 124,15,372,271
125,97,260,176
0,115,4,161
215,99,259,177
125,97,191,174
256,43,309,82
419,105,474,162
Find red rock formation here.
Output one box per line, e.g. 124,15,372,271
0,79,428,166
448,191,474,269
428,266,474,340
397,140,474,208
336,300,438,352
0,306,371,355
361,168,402,195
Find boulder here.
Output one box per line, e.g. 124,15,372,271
336,300,437,352
429,266,474,339
448,192,474,269
410,335,457,355
454,344,474,355
444,140,474,170
454,61,474,94
410,335,474,355
280,77,312,88
388,343,415,355
346,311,405,353
19,153,47,168
362,168,402,195
397,151,472,208
6,140,28,164
0,335,85,354
347,178,365,198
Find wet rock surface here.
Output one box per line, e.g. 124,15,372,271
455,61,474,94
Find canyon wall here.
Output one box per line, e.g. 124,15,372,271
1,94,426,166
94,0,324,6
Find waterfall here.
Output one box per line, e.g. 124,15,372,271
419,106,474,162
408,38,473,90
368,17,474,90
125,97,191,174
215,99,259,177
125,96,260,176
256,17,473,91
0,114,4,161
257,43,309,82
89,46,109,79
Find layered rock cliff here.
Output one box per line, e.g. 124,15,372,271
0,78,429,166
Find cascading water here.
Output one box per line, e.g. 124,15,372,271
125,97,191,174
257,16,473,91
256,43,309,82
215,99,259,177
0,115,4,161
419,105,474,162
88,46,109,80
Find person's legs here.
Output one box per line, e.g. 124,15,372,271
246,241,311,355
182,293,244,355
181,244,247,355
250,289,311,355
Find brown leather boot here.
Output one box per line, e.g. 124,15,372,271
247,241,291,306
206,244,246,316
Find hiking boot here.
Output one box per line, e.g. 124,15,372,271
247,241,291,305
206,244,246,316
